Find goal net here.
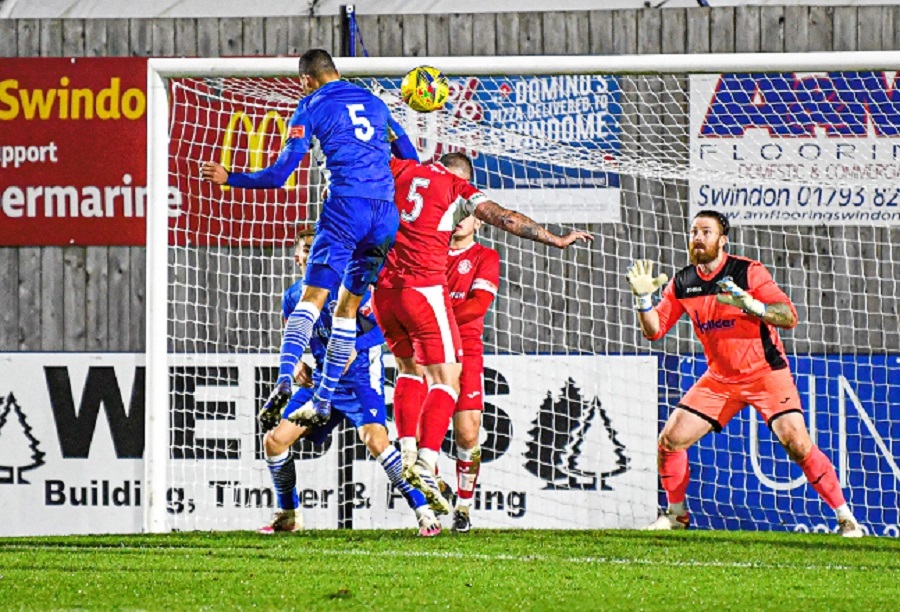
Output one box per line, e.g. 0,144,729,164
146,55,900,536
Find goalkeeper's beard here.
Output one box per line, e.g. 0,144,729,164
689,242,719,265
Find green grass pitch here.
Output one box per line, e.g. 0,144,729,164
1,530,898,609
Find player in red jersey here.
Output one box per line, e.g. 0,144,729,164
627,210,863,536
444,214,500,533
375,152,592,514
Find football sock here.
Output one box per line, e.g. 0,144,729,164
834,504,855,522
377,447,428,510
658,445,690,509
266,450,299,511
456,445,481,508
394,374,427,439
418,384,458,453
313,316,356,405
399,436,418,458
798,446,846,509
668,501,686,517
418,448,439,472
279,301,320,380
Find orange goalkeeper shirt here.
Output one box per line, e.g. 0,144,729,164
648,253,798,384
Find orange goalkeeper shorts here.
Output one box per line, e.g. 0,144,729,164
677,367,802,432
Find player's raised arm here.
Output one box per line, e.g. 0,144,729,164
472,199,593,249
201,120,310,189
387,115,419,161
626,259,670,339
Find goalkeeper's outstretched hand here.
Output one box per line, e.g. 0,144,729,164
626,260,668,313
626,259,668,296
716,276,766,317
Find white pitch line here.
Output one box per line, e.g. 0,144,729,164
3,544,896,573
302,547,890,572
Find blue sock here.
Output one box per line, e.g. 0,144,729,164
377,447,427,510
279,301,320,380
266,450,299,510
313,316,356,405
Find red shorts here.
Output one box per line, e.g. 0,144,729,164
373,285,463,366
456,353,485,412
678,367,802,432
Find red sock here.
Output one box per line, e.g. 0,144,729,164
418,384,458,452
456,446,481,501
798,446,846,509
658,445,690,505
394,374,426,439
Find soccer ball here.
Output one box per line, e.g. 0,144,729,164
400,66,450,113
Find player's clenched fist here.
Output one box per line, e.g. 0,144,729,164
201,161,229,185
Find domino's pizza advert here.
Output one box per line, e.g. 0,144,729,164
384,74,623,224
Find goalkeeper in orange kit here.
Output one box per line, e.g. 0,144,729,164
627,210,863,537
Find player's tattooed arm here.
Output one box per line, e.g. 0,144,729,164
474,200,593,249
760,302,797,329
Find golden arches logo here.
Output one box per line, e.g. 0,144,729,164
219,110,296,190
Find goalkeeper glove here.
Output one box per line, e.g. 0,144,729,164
716,276,767,317
626,259,668,312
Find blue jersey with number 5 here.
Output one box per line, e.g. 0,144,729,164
227,80,403,201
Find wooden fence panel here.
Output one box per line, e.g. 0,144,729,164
401,14,426,57
85,248,110,351
17,249,43,351
107,247,132,352
152,18,177,56
448,13,474,57
130,17,153,56
0,19,16,56
39,249,64,351
106,19,131,56
0,250,18,349
84,19,108,56
263,17,290,56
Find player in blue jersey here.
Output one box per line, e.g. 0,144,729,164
257,228,441,537
202,48,419,429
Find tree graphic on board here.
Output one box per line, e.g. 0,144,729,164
0,393,46,485
524,378,628,491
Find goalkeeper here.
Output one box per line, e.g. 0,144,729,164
258,228,441,537
626,210,862,537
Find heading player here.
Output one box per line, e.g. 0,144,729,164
626,210,863,537
444,214,500,533
202,49,419,429
374,152,592,514
259,228,440,537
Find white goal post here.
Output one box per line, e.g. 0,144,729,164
146,53,900,535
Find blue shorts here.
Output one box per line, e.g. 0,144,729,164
282,345,386,445
305,196,399,296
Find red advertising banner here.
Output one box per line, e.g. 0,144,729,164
168,78,312,247
0,57,149,246
0,60,312,247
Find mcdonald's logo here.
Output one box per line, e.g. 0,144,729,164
219,110,297,190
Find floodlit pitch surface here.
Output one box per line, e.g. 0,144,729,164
1,530,897,608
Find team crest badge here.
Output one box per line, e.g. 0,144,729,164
457,260,473,274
